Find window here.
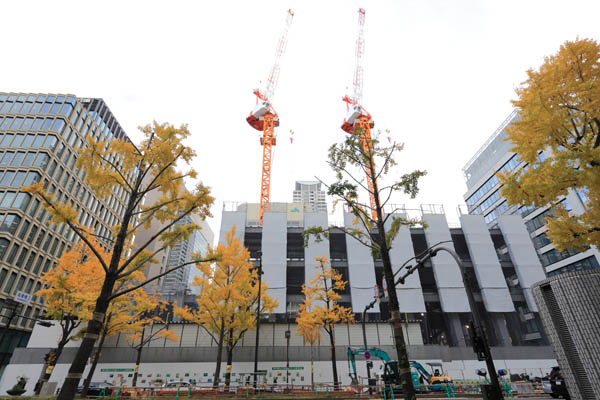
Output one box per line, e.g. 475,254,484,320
6,245,19,264
27,199,40,217
21,134,35,147
15,248,28,268
33,153,49,168
4,272,17,293
0,239,9,260
43,135,58,150
11,171,27,187
0,192,15,208
23,171,41,186
2,214,21,234
33,257,43,274
0,151,14,165
22,152,35,166
11,135,25,147
17,219,29,239
0,171,14,186
9,152,24,166
32,135,45,147
24,252,36,272
35,230,46,248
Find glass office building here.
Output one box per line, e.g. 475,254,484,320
462,110,600,276
0,93,133,365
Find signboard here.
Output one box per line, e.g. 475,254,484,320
14,291,31,305
272,367,304,370
364,350,371,360
255,370,267,376
382,277,388,297
101,368,135,372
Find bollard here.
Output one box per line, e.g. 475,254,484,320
100,388,106,400
114,387,121,400
187,385,191,400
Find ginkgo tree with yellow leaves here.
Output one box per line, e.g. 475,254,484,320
499,38,600,252
297,256,353,390
295,297,321,389
34,239,107,394
22,122,217,400
177,227,278,388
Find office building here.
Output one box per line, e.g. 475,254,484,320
533,270,600,400
0,92,133,368
462,110,600,276
292,181,327,213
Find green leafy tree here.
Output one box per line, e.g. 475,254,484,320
304,131,425,400
499,38,600,252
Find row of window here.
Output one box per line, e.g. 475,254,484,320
471,189,501,215
0,170,41,189
466,153,522,207
0,151,49,169
484,201,509,224
532,232,552,250
0,132,58,150
0,94,75,119
0,116,67,135
540,247,583,267
0,192,31,211
466,151,546,209
547,256,600,277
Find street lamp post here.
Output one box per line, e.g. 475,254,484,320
285,328,290,391
362,297,377,393
0,299,23,351
396,246,504,400
253,252,263,389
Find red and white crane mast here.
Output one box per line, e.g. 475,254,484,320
246,9,294,225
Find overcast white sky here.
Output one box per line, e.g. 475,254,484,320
3,0,599,239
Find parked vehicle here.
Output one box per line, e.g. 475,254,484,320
542,377,552,395
162,381,191,388
76,382,113,397
548,367,570,399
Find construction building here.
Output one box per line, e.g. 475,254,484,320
1,203,559,393
462,110,600,276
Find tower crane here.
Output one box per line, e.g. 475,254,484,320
341,8,378,220
246,9,294,225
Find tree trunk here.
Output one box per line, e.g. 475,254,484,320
132,345,143,387
34,345,64,394
57,276,116,400
224,345,233,388
132,328,145,387
328,328,339,390
376,217,417,398
310,343,314,390
82,329,108,398
212,321,225,388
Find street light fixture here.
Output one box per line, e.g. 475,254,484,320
396,245,504,400
253,251,263,389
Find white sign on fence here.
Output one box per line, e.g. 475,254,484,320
14,291,32,305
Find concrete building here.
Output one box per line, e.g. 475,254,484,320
532,270,600,400
462,110,600,276
0,203,560,394
292,181,327,213
0,93,133,368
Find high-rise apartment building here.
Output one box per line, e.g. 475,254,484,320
160,213,213,295
134,185,214,297
292,181,327,213
0,93,132,366
462,110,600,276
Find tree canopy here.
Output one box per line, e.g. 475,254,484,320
499,38,600,251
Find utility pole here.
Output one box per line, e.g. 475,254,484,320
253,252,263,389
396,246,504,400
362,297,377,393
